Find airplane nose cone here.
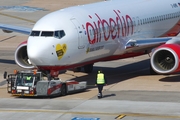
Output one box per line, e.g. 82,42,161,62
27,37,54,66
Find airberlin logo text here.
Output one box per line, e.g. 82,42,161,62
85,10,133,44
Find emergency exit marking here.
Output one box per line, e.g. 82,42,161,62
72,117,100,120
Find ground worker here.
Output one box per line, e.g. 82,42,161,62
26,76,31,80
95,70,107,99
26,76,33,83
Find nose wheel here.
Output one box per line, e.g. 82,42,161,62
42,70,59,80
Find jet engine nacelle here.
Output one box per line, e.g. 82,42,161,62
15,41,35,69
150,44,180,74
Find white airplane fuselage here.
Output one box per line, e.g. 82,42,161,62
27,0,180,74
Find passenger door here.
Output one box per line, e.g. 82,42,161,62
70,18,85,49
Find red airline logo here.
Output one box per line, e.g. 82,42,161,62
85,10,134,44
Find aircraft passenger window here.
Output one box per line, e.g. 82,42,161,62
170,14,172,19
89,29,92,36
148,18,150,23
99,28,101,33
30,31,40,36
103,27,105,33
109,26,111,31
99,27,101,33
54,30,65,39
119,24,121,29
41,31,54,37
103,27,105,32
115,26,118,30
95,28,98,34
176,12,178,17
93,29,95,35
137,20,139,25
150,17,153,23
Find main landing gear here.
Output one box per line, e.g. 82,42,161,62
84,64,93,73
74,63,94,73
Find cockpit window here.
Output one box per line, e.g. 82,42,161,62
41,31,54,37
30,30,65,39
54,30,65,39
30,31,40,36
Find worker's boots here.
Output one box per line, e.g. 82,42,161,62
97,93,102,99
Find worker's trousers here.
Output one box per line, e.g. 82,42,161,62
97,84,104,95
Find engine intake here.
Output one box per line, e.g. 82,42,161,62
15,41,35,69
150,44,180,74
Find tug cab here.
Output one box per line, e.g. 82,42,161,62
7,70,41,96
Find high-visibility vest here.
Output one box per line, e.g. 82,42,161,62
26,76,31,80
97,73,105,84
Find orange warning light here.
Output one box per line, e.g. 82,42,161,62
14,70,18,74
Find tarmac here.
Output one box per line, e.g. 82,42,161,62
0,0,180,120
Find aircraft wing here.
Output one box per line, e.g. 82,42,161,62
0,23,31,35
125,37,180,52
